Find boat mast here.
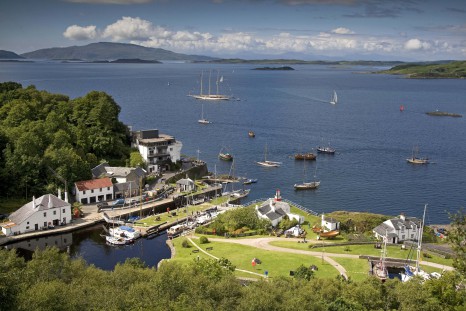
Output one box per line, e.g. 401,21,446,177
416,204,427,273
200,71,204,96
208,70,212,96
216,70,220,95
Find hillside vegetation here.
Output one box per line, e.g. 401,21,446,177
382,61,466,78
0,82,130,204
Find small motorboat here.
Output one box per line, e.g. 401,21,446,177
248,131,255,137
243,178,258,185
316,146,336,154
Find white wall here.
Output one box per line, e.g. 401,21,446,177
75,185,113,204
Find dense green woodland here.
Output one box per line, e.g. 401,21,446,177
0,246,465,311
0,82,130,200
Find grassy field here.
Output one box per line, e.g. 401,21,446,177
171,236,342,280
269,240,453,266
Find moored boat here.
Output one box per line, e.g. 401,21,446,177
219,152,233,161
257,143,281,167
316,146,336,154
406,146,429,164
294,181,320,190
109,225,141,241
294,153,316,160
105,235,128,245
318,230,339,238
243,178,258,185
248,131,255,137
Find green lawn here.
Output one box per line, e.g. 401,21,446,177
269,241,453,266
330,257,370,282
171,236,342,280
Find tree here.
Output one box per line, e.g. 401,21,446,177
294,264,314,281
448,208,466,278
130,151,145,168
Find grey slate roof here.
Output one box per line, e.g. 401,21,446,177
373,223,394,236
257,199,290,222
92,162,109,178
114,181,138,192
389,217,420,230
257,204,271,215
323,216,338,223
9,194,70,225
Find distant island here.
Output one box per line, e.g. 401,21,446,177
0,50,24,59
253,66,294,70
20,42,215,62
201,58,403,67
90,58,161,64
381,61,466,79
426,111,462,117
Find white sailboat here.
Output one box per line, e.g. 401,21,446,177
330,90,338,105
189,70,230,101
294,164,320,190
257,143,281,167
198,104,211,124
401,204,433,282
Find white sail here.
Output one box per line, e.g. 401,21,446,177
330,90,337,105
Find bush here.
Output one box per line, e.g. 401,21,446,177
199,236,209,244
181,239,190,248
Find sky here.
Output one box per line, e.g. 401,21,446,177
1,0,466,61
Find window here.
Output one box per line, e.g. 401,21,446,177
83,190,86,195
43,212,46,217
27,221,29,224
411,234,414,238
107,187,110,191
100,188,102,192
401,226,405,232
63,209,65,213
53,211,56,215
26,226,29,230
402,235,405,239
91,189,94,193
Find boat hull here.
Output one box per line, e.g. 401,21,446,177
294,153,316,160
294,181,320,190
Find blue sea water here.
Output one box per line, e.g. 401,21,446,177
1,61,465,228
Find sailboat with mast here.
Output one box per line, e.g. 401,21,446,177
222,159,250,199
189,70,230,101
294,164,320,190
407,146,429,164
330,90,338,105
257,143,281,167
401,204,432,282
198,104,211,124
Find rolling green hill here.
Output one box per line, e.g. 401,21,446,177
382,61,466,78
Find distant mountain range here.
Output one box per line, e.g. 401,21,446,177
0,50,24,59
19,42,216,62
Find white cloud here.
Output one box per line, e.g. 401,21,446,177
62,16,463,59
102,17,159,40
331,27,354,35
404,38,431,51
63,25,97,40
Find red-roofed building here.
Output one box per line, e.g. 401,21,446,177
75,177,114,204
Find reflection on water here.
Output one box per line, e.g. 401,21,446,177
3,224,171,270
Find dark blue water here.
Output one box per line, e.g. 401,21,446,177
1,62,465,226
3,225,171,271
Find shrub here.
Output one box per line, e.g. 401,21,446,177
181,239,190,248
199,236,209,244
344,246,351,252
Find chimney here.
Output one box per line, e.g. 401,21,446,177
48,195,53,209
57,188,61,200
64,191,69,203
32,196,36,209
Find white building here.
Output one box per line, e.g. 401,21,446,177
75,177,114,204
321,214,340,232
133,129,182,174
1,194,72,236
255,190,304,227
176,177,196,192
373,214,421,244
